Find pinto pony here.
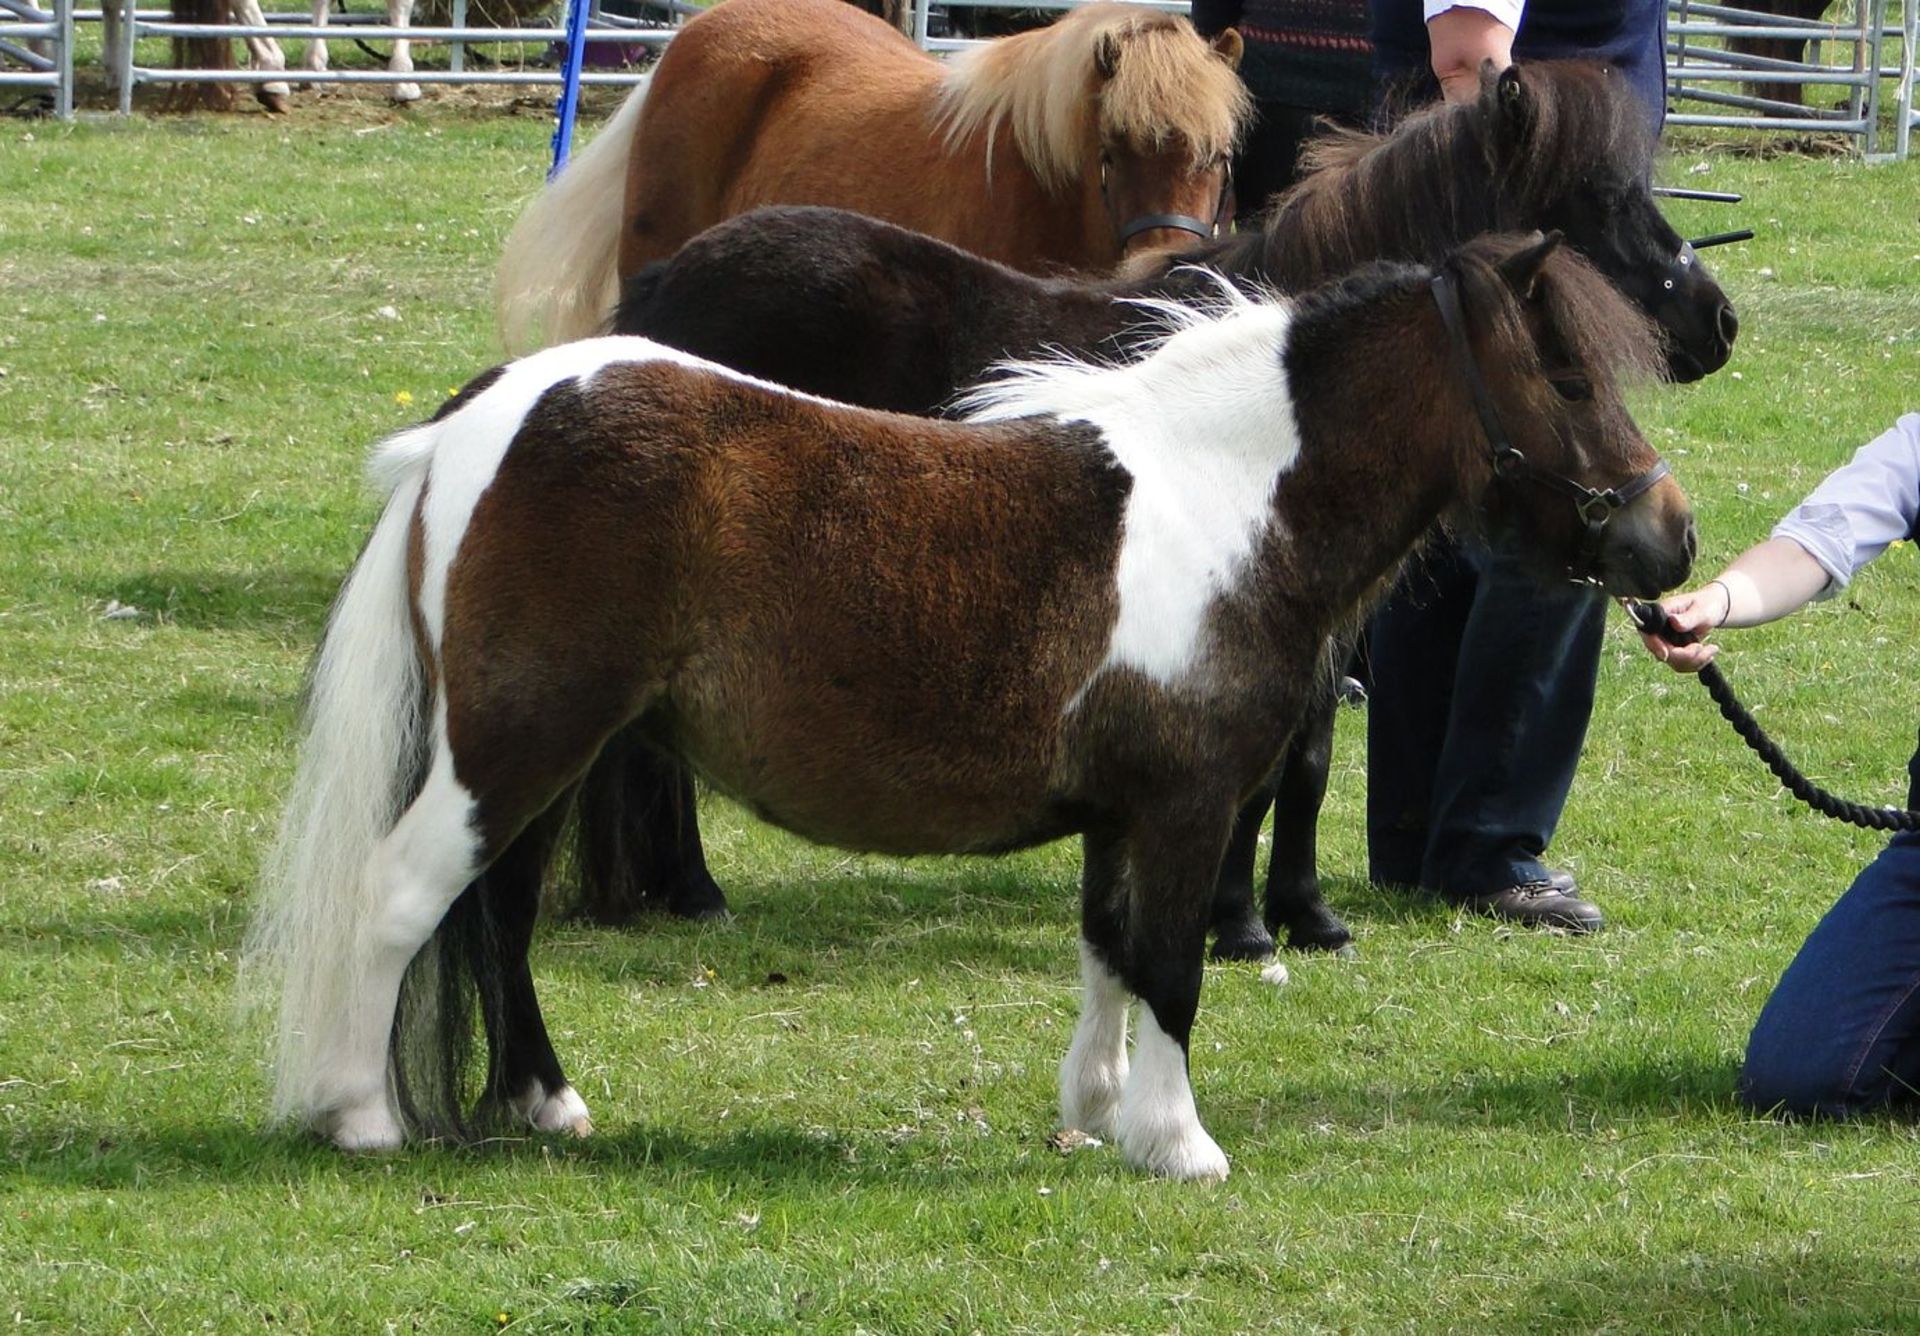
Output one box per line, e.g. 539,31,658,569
254,234,1693,1179
492,0,1248,352
591,60,1739,954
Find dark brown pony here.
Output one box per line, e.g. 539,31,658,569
587,60,1739,955
493,0,1248,352
252,234,1693,1180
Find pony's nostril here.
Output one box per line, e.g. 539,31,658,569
1717,302,1739,350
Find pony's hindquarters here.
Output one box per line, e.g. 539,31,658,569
246,428,456,1144
495,77,651,354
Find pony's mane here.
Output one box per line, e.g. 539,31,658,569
933,4,1248,192
1255,61,1653,283
956,271,1287,423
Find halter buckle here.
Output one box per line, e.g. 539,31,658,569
1575,490,1622,526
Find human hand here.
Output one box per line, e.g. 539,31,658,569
1636,584,1730,673
1426,6,1516,104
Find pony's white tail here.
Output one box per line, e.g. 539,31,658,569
495,77,651,355
245,427,438,1127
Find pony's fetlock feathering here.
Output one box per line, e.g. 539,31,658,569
260,244,1689,1176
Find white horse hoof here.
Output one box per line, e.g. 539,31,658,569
511,1080,594,1137
391,82,422,104
1121,1124,1230,1182
325,1100,405,1152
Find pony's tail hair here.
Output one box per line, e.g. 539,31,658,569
495,76,651,355
244,426,437,1130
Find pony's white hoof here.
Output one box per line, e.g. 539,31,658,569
391,82,422,104
325,1100,405,1152
511,1080,594,1137
1119,1121,1230,1182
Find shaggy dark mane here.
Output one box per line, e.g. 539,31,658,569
1257,61,1654,288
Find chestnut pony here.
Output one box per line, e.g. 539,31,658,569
492,0,1248,352
253,234,1692,1180
589,61,1738,956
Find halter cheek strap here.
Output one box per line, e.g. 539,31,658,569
1118,212,1220,244
1429,269,1672,584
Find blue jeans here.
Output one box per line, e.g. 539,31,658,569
1742,836,1920,1117
1365,532,1606,898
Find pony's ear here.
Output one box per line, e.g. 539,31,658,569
1492,64,1533,139
1094,29,1122,79
1497,230,1564,300
1211,28,1245,70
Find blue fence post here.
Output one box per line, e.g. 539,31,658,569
548,0,592,179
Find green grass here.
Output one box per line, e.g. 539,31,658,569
5,103,1920,1332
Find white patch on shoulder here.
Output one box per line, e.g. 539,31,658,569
399,337,836,653
960,289,1302,696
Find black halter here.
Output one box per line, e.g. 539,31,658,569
1429,269,1671,585
1101,156,1232,246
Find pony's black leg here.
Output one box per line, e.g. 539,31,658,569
474,804,593,1135
1066,813,1233,1181
1262,687,1355,954
573,728,728,925
1210,783,1279,961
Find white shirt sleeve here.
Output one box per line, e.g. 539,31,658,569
1770,412,1920,597
1423,1,1526,27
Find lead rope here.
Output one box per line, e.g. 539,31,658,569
1624,600,1920,833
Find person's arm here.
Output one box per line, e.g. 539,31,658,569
1642,413,1920,672
1638,538,1831,671
1425,2,1522,103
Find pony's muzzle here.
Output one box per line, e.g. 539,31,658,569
1597,475,1695,598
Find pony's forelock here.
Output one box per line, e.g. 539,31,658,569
1449,236,1664,391
933,5,1247,192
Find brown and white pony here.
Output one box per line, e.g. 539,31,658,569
253,234,1693,1180
493,0,1248,352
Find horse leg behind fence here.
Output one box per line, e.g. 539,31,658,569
168,0,235,110
301,0,419,103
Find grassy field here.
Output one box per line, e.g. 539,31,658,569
4,93,1920,1332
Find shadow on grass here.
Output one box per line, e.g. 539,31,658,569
77,567,339,636
1,1121,1002,1197
1215,1050,1749,1133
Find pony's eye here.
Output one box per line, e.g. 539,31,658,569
1550,375,1593,402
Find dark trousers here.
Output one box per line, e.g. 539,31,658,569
1741,735,1920,1117
1365,532,1605,897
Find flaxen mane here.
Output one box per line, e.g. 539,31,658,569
933,5,1248,192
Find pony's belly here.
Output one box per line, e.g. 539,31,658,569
674,727,1068,859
